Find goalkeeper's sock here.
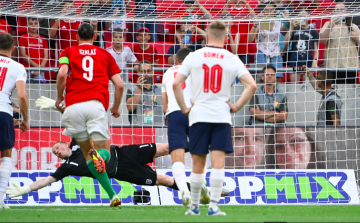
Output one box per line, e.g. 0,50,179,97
172,162,189,193
0,157,12,203
97,149,110,163
86,160,116,199
169,181,191,192
209,168,224,211
190,172,204,207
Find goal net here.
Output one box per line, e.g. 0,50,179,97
1,0,360,206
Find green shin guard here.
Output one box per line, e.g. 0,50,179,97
97,149,111,163
86,160,116,199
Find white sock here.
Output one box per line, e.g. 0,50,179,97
190,172,204,207
209,168,224,211
172,162,189,193
0,157,12,203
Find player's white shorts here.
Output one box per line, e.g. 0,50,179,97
61,100,110,142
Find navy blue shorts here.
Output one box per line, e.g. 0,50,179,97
189,123,233,155
0,112,15,151
167,111,189,153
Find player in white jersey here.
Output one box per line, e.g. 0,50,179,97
162,48,208,207
0,33,29,209
173,21,257,216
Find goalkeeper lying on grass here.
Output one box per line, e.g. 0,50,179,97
6,97,228,203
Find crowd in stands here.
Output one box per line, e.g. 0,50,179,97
0,0,360,84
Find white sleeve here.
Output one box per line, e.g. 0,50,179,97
234,56,250,79
161,75,167,93
16,65,27,82
178,52,193,77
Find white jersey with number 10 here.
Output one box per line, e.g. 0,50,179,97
0,55,27,116
161,65,192,115
178,46,249,126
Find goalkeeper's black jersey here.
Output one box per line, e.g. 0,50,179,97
50,139,118,181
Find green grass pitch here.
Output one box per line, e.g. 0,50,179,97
1,205,360,222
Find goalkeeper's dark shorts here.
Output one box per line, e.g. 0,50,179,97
115,143,157,186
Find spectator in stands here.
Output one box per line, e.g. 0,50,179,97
134,27,159,65
305,67,341,126
49,0,83,53
248,1,288,81
109,0,131,33
126,61,163,126
283,9,319,83
222,0,256,64
222,13,237,54
166,23,205,65
107,28,139,80
181,0,212,45
248,64,288,126
81,0,113,48
319,2,360,84
0,12,11,34
267,127,326,169
19,17,48,83
133,0,163,42
225,127,266,169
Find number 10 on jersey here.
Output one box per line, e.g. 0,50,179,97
203,64,223,93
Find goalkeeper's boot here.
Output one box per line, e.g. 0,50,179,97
185,205,200,216
0,202,10,210
200,185,210,204
182,191,191,208
207,206,226,216
110,195,121,207
221,188,230,197
89,149,106,174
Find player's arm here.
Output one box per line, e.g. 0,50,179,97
109,74,124,118
55,64,69,112
173,73,189,115
162,93,168,115
16,80,29,132
228,73,257,113
6,176,57,198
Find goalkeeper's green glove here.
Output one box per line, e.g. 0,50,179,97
35,96,57,110
6,182,31,198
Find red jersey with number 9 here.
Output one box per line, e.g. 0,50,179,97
59,43,121,110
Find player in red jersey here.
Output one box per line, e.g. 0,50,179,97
55,23,124,207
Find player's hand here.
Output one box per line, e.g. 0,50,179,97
13,119,20,128
35,96,58,110
181,106,192,116
226,101,239,113
6,182,31,198
20,120,29,133
110,106,121,118
55,97,65,113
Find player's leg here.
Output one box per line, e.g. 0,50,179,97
185,123,211,215
153,143,169,158
167,111,191,206
62,101,118,206
0,112,15,209
207,123,233,216
0,149,12,209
